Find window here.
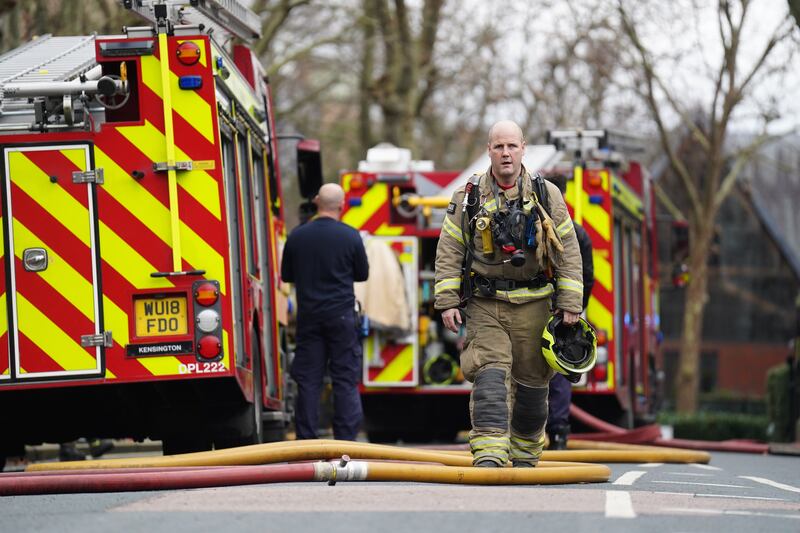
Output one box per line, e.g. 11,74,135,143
237,130,256,275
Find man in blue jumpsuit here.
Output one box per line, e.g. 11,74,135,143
281,183,369,441
545,175,594,449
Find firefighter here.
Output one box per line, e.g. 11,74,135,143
544,174,595,450
281,183,369,441
434,120,583,467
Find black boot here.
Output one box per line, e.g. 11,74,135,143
89,439,114,458
548,424,570,450
59,442,85,461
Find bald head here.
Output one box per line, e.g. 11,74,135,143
488,120,524,144
487,120,526,184
314,183,345,218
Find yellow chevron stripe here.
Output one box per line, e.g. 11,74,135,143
117,121,221,220
580,190,610,242
94,147,226,296
140,55,214,145
222,329,230,370
10,151,91,245
374,345,413,383
168,66,214,144
13,221,95,321
607,360,615,388
60,147,88,172
0,293,6,338
16,293,98,372
587,296,613,341
9,151,174,291
98,222,175,290
343,183,388,229
594,253,612,292
341,173,353,193
375,223,404,236
180,225,227,296
94,146,171,244
136,354,183,376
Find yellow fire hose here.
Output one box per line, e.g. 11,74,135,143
21,438,708,489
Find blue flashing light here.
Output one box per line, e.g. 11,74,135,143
179,75,203,90
589,194,604,204
348,198,363,207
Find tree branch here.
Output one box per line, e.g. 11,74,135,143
712,132,772,211
618,1,704,216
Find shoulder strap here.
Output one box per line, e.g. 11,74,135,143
459,174,482,308
532,173,550,216
466,174,482,224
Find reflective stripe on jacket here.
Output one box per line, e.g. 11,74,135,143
434,167,583,313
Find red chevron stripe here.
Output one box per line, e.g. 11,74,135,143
20,150,90,207
134,83,228,254
0,333,8,375
367,343,412,382
17,330,65,373
95,127,170,207
22,150,174,274
14,256,94,352
11,183,94,284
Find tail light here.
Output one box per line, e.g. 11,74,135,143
194,282,219,306
595,329,608,346
198,335,222,359
192,280,223,362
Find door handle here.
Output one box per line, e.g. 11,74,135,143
23,248,48,272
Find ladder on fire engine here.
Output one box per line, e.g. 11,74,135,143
0,35,97,87
123,0,261,43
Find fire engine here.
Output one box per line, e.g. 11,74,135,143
341,130,661,441
0,0,322,465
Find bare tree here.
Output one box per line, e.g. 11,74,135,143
360,0,444,153
618,0,797,412
789,0,800,29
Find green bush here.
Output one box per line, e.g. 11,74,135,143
698,391,766,415
766,362,799,443
657,411,768,441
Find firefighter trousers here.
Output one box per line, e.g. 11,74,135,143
460,296,554,466
290,311,363,441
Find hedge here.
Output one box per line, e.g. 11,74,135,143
656,411,768,442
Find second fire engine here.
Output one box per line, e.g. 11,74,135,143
341,129,661,441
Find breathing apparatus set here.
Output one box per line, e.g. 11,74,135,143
458,172,563,305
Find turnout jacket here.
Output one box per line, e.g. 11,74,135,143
434,167,583,313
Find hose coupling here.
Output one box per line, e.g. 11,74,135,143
328,455,351,486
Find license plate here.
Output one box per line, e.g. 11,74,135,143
134,296,188,337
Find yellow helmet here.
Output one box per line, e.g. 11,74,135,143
541,315,597,383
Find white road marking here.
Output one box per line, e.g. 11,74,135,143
605,491,636,519
699,493,787,501
740,476,800,494
638,463,663,467
690,464,722,471
655,491,786,501
613,470,646,486
653,480,751,488
664,508,800,520
663,472,712,477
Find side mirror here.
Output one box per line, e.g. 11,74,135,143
297,139,323,200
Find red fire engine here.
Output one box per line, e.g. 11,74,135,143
341,130,661,441
0,0,320,465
